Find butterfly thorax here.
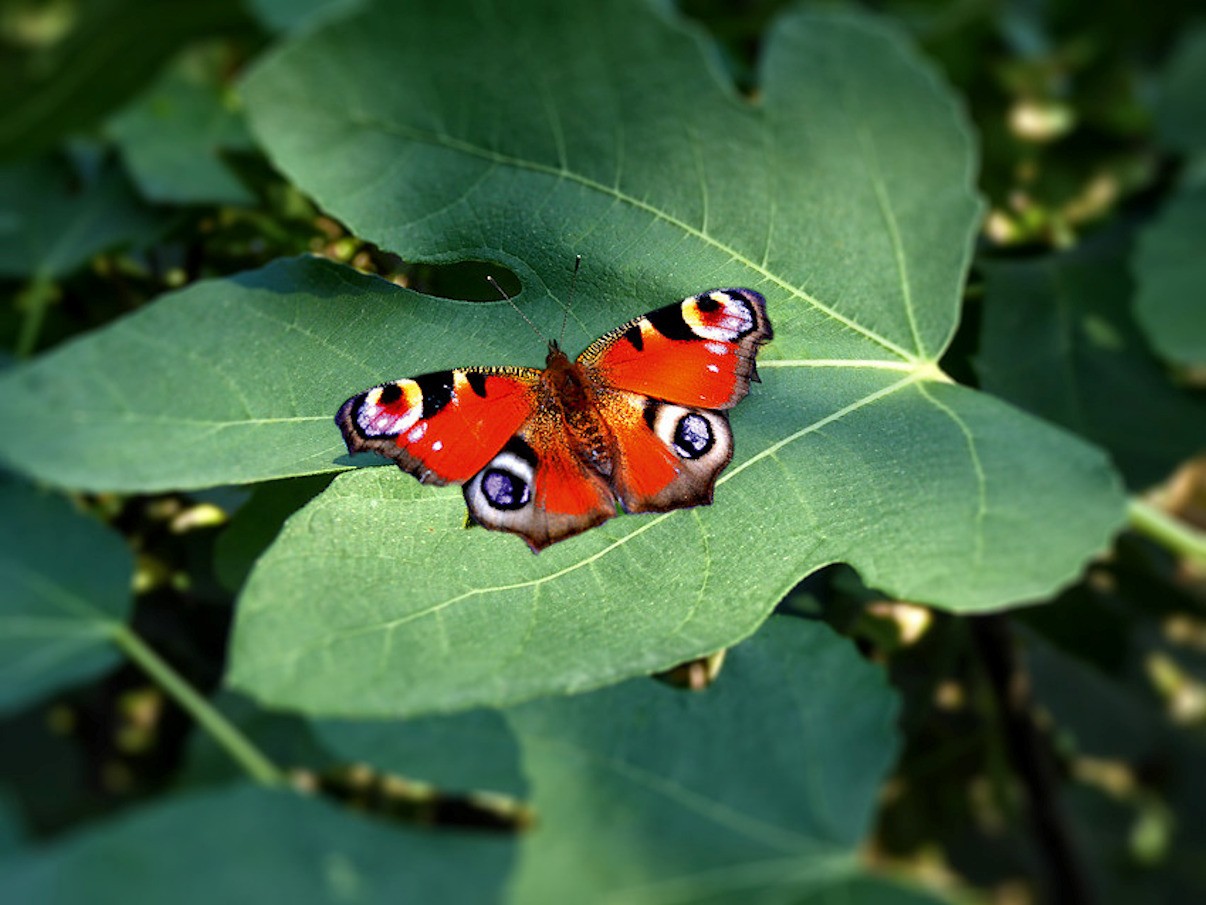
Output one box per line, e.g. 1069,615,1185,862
542,343,614,476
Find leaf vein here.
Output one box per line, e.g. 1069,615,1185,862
341,113,917,362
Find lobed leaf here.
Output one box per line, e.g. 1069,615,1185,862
0,0,1128,719
241,1,980,365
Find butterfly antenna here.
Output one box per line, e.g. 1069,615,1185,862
560,254,581,345
487,275,548,345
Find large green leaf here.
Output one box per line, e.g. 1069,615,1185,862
978,230,1206,488
229,368,1121,715
0,784,515,903
0,259,376,490
1133,185,1206,369
505,617,903,902
315,617,949,903
0,1,1126,716
0,480,131,716
242,1,974,366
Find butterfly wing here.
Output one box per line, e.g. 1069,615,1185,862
335,367,541,485
577,288,772,410
579,288,770,514
463,417,616,552
336,361,615,551
593,389,735,514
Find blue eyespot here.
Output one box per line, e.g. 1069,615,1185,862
482,468,532,510
673,414,713,460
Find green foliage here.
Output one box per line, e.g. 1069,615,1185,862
978,228,1206,487
0,157,160,280
227,382,1121,716
0,259,386,490
1,0,1204,902
5,619,938,904
1132,23,1206,371
1134,185,1206,369
108,49,257,206
0,1,1125,722
0,784,516,903
0,480,131,716
1154,24,1206,154
0,0,254,159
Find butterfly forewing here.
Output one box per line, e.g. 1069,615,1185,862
579,288,772,410
336,367,541,485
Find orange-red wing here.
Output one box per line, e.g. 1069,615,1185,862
529,427,616,518
591,390,680,503
596,389,734,514
462,414,617,552
578,289,772,410
335,367,540,485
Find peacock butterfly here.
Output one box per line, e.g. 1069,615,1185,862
336,287,772,551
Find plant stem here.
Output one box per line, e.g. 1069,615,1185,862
1128,497,1206,567
972,615,1095,905
111,624,286,787
15,274,56,358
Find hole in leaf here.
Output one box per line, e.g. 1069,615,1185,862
398,260,523,303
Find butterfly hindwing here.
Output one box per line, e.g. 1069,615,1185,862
579,288,772,410
336,367,540,485
606,392,735,514
464,420,615,551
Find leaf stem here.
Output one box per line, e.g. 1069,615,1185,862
1127,497,1206,567
15,274,56,358
972,615,1095,905
111,624,286,787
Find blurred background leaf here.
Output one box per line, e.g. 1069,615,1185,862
0,0,255,159
0,479,132,717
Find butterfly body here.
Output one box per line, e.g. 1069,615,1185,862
336,288,771,551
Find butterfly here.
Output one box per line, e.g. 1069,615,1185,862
336,288,772,551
